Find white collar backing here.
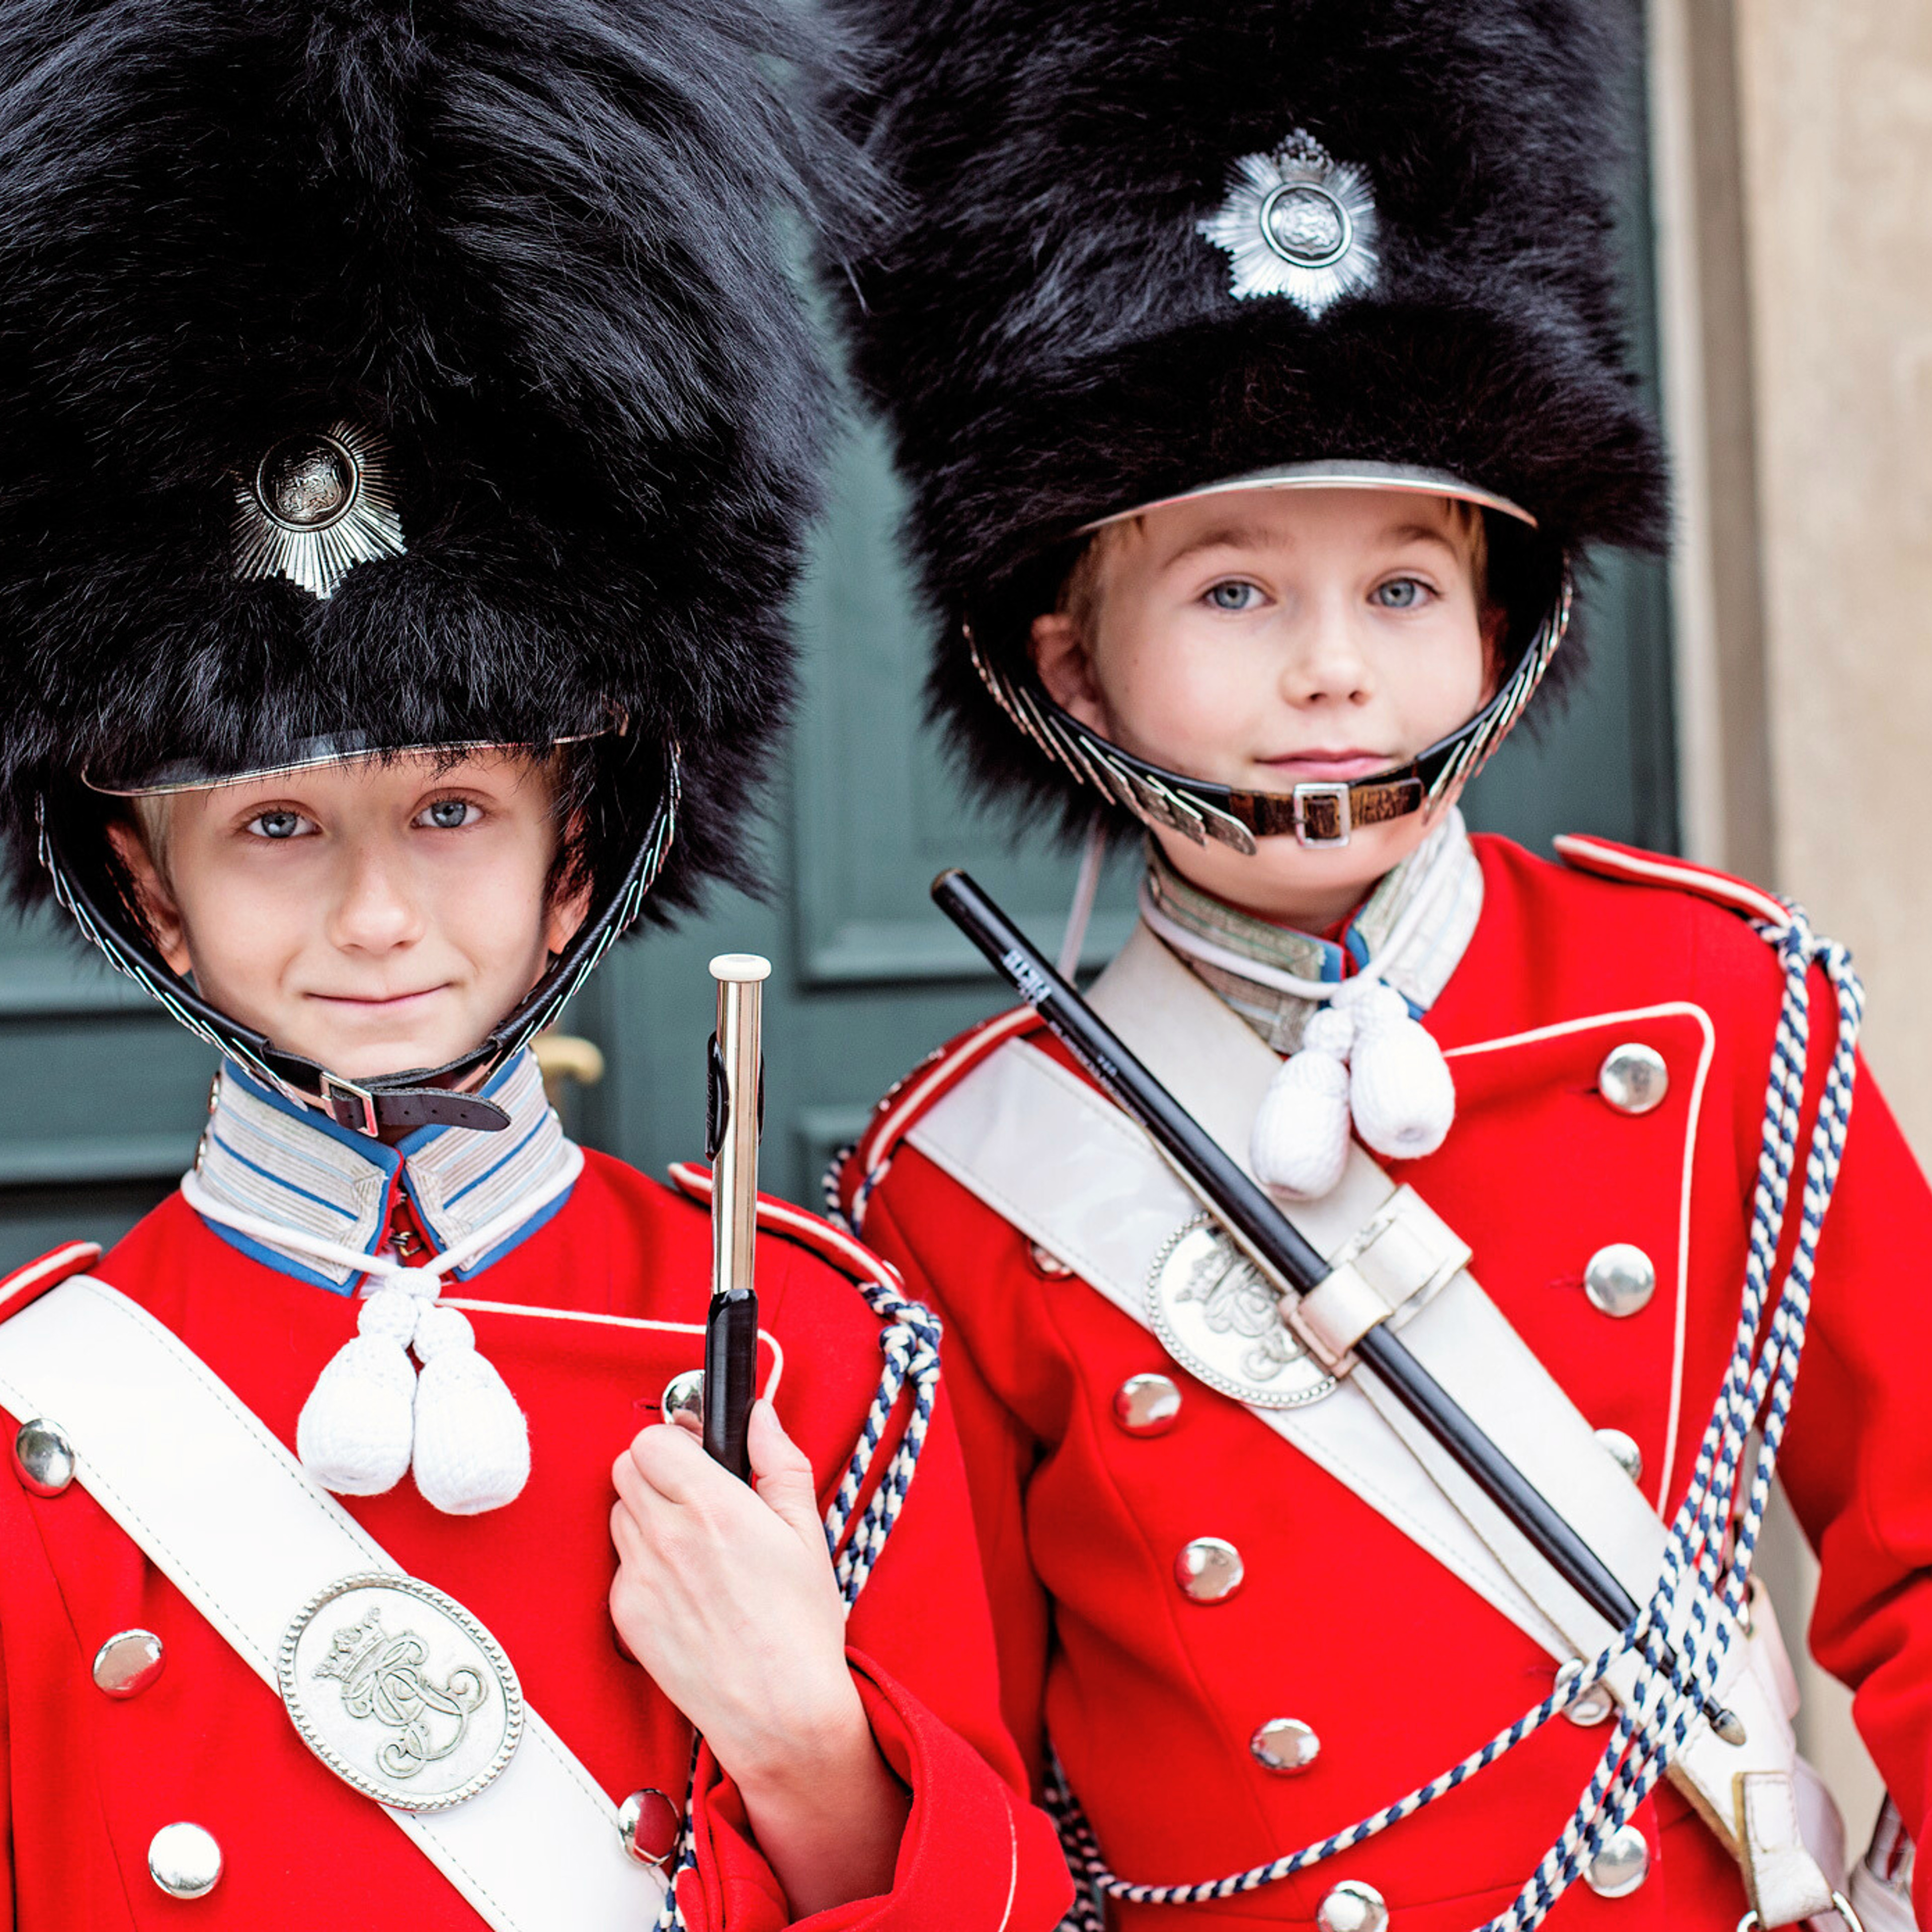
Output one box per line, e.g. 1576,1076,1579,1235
189,1048,579,1293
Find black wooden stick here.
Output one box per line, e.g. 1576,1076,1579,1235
933,867,1733,1729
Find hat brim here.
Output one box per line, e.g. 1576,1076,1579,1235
1077,460,1538,536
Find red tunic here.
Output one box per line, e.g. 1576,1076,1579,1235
840,834,1932,1931
0,1149,1073,1930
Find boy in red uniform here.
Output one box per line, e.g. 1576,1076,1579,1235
0,5,1069,1928
833,2,1931,1927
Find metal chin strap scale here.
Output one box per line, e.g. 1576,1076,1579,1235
969,572,1570,856
35,751,680,1138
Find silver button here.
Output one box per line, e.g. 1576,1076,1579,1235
618,1787,680,1867
1114,1373,1182,1436
1316,1880,1388,1931
1598,1043,1668,1116
661,1369,704,1425
1250,1716,1320,1774
1174,1537,1244,1603
1594,1427,1643,1482
93,1629,166,1699
1556,1660,1615,1727
1583,1244,1657,1318
148,1821,222,1899
1583,1822,1649,1897
13,1417,74,1497
1028,1240,1074,1277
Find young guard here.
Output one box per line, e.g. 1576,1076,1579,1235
0,5,1071,1929
834,3,1932,1928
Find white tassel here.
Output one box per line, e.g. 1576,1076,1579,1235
1250,982,1458,1200
409,1304,531,1515
295,1272,437,1496
1344,982,1457,1161
1251,1005,1356,1198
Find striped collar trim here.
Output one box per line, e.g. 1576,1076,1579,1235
189,1049,577,1293
1145,810,1483,1052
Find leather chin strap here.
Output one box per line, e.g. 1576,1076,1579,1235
37,751,680,1138
969,575,1571,855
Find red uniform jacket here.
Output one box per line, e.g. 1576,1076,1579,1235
0,1150,1072,1930
840,834,1932,1931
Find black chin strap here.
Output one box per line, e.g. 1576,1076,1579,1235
38,751,680,1137
969,575,1571,854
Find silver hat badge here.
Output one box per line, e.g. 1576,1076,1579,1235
1198,130,1379,317
233,419,406,600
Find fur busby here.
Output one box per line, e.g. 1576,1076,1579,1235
838,0,1669,823
0,0,865,913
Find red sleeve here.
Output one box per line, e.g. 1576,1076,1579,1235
856,1179,1058,1801
1769,1020,1932,1917
682,1342,1071,1930
0,1579,12,1932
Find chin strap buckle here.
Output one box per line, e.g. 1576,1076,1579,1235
321,1073,381,1138
1292,781,1353,848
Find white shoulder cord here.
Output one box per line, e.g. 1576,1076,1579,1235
181,1146,584,1514
1057,813,1112,978
1137,841,1463,1198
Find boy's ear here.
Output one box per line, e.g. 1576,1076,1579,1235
1029,613,1110,736
106,820,193,976
1481,605,1510,704
542,873,595,958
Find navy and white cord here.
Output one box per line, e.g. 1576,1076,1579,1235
1045,900,1863,1932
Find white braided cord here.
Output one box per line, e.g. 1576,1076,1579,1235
1043,901,1864,1931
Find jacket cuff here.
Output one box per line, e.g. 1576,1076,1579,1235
685,1649,1071,1932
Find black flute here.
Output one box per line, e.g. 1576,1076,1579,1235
702,952,768,1481
932,867,1739,1736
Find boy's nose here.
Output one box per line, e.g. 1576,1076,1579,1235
1278,601,1374,706
326,842,426,950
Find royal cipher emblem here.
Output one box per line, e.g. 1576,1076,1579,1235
278,1573,524,1811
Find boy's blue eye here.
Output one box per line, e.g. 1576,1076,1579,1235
422,798,474,830
1373,577,1430,610
1206,580,1261,612
250,810,303,840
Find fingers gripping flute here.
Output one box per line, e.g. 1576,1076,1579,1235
932,868,1741,1737
703,953,769,1480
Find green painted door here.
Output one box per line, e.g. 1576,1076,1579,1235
0,141,1670,1266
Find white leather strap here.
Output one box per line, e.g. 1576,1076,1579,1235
904,923,1843,1915
0,1273,664,1931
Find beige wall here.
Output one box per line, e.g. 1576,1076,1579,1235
1653,0,1932,1855
1740,0,1932,1152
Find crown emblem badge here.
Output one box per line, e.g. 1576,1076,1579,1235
232,418,406,601
1197,129,1380,317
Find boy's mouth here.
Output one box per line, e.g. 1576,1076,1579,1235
305,985,452,1013
1255,748,1400,782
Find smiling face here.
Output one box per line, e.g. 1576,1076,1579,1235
1030,486,1502,927
109,752,591,1082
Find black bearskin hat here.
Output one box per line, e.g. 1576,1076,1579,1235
0,0,863,915
838,0,1669,824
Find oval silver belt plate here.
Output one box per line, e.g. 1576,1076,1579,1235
1148,1215,1336,1409
278,1573,524,1812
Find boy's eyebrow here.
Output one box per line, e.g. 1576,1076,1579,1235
1157,522,1284,568
1157,516,1466,571
1385,522,1464,555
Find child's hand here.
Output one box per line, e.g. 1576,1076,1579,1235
609,1398,908,1913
